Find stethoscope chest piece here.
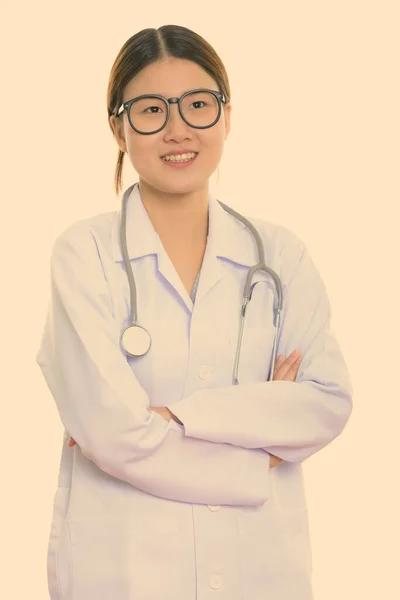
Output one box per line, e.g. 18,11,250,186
121,324,152,357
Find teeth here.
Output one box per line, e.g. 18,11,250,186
164,152,196,162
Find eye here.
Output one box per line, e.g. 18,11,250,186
144,106,163,114
189,101,206,110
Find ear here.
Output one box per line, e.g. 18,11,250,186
109,114,128,153
224,103,232,140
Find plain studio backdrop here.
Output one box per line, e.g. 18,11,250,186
1,1,399,598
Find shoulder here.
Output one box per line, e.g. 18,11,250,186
239,210,307,275
51,210,118,265
241,212,327,302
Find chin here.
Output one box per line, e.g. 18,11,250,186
141,174,209,196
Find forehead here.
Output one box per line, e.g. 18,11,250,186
123,58,218,99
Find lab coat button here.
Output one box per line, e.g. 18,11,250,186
198,365,213,379
209,574,224,590
208,504,221,511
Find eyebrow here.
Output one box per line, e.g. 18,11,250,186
128,88,215,98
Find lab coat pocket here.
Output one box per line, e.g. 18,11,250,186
229,276,277,383
67,517,131,599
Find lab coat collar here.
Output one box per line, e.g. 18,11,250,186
111,182,256,268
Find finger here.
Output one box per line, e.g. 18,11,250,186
273,353,290,373
276,351,301,380
286,359,301,380
283,354,302,381
273,355,285,371
273,357,288,380
269,454,283,467
282,358,301,381
293,354,302,369
287,353,302,372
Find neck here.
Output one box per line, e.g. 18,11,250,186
138,180,209,247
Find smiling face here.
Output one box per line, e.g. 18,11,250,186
109,57,231,197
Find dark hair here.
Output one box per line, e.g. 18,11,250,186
107,25,231,196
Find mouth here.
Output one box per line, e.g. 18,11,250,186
161,152,199,169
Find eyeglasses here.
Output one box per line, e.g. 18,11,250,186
115,88,226,135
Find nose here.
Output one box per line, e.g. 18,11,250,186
163,103,191,138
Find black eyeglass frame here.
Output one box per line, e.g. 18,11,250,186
114,88,226,135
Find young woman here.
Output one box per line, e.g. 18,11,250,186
36,24,352,600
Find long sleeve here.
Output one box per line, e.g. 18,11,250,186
36,226,271,506
166,235,353,463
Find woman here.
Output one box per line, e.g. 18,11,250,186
36,25,353,600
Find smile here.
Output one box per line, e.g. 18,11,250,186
161,153,198,168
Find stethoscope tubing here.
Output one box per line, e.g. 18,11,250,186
120,183,283,384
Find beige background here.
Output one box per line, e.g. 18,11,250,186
1,1,399,598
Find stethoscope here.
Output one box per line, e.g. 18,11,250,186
119,183,283,384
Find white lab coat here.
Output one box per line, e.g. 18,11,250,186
36,183,353,600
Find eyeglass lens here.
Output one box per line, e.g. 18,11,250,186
129,91,219,133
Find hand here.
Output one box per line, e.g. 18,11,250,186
273,349,302,382
148,406,182,424
148,406,172,420
268,349,302,468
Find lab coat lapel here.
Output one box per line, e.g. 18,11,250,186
111,183,161,263
157,189,255,310
194,190,257,306
191,194,239,306
111,183,195,312
111,183,256,313
155,250,194,312
153,190,233,313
